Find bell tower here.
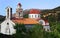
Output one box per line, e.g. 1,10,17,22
6,6,12,20
16,3,23,18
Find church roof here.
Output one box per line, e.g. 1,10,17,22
30,9,41,14
12,18,39,24
44,20,49,26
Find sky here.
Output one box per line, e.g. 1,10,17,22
0,0,60,16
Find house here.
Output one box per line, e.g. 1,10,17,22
0,3,50,35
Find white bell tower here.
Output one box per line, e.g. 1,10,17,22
16,3,23,18
6,6,12,20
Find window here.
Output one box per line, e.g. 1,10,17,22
7,8,9,13
7,23,9,25
38,15,39,17
7,9,9,18
35,15,36,18
19,13,20,17
47,29,49,31
32,15,33,18
40,21,43,24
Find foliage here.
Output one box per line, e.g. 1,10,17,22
14,23,27,38
23,14,28,18
47,15,56,22
49,21,60,38
29,24,44,38
0,15,5,21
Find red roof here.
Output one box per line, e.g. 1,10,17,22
30,9,41,14
18,3,22,6
36,18,42,21
44,20,48,23
12,18,39,24
44,20,49,26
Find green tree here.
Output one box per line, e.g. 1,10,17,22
49,21,60,38
23,14,28,18
28,24,44,38
14,23,27,38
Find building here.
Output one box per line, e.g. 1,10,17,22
29,9,40,19
0,3,50,35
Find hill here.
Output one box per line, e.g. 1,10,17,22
53,6,60,11
0,15,5,23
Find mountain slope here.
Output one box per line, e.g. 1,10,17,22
0,15,5,22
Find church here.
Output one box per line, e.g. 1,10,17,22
0,3,50,35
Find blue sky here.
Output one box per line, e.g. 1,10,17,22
0,0,60,16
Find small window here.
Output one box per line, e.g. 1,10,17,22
40,21,43,24
35,15,36,18
19,13,20,16
38,15,39,17
32,15,33,18
47,29,49,31
7,9,9,13
7,23,9,25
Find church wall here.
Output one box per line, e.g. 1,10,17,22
0,19,16,35
25,24,34,29
43,25,50,31
29,14,40,19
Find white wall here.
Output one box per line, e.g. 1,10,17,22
0,19,16,35
39,19,45,25
29,14,40,19
39,19,50,31
43,26,50,31
6,7,12,20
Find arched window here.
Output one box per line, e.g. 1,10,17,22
32,15,33,18
47,29,49,31
38,15,39,18
39,20,45,25
19,13,20,17
7,9,9,18
35,15,36,18
40,21,43,24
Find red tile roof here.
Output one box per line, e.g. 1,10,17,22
12,18,39,24
44,20,49,26
44,20,48,23
30,9,41,14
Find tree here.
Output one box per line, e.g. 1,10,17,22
13,22,60,38
14,23,27,38
49,21,60,38
28,24,45,38
23,14,28,18
47,15,56,22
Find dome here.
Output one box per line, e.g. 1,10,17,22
18,3,22,6
30,9,41,14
